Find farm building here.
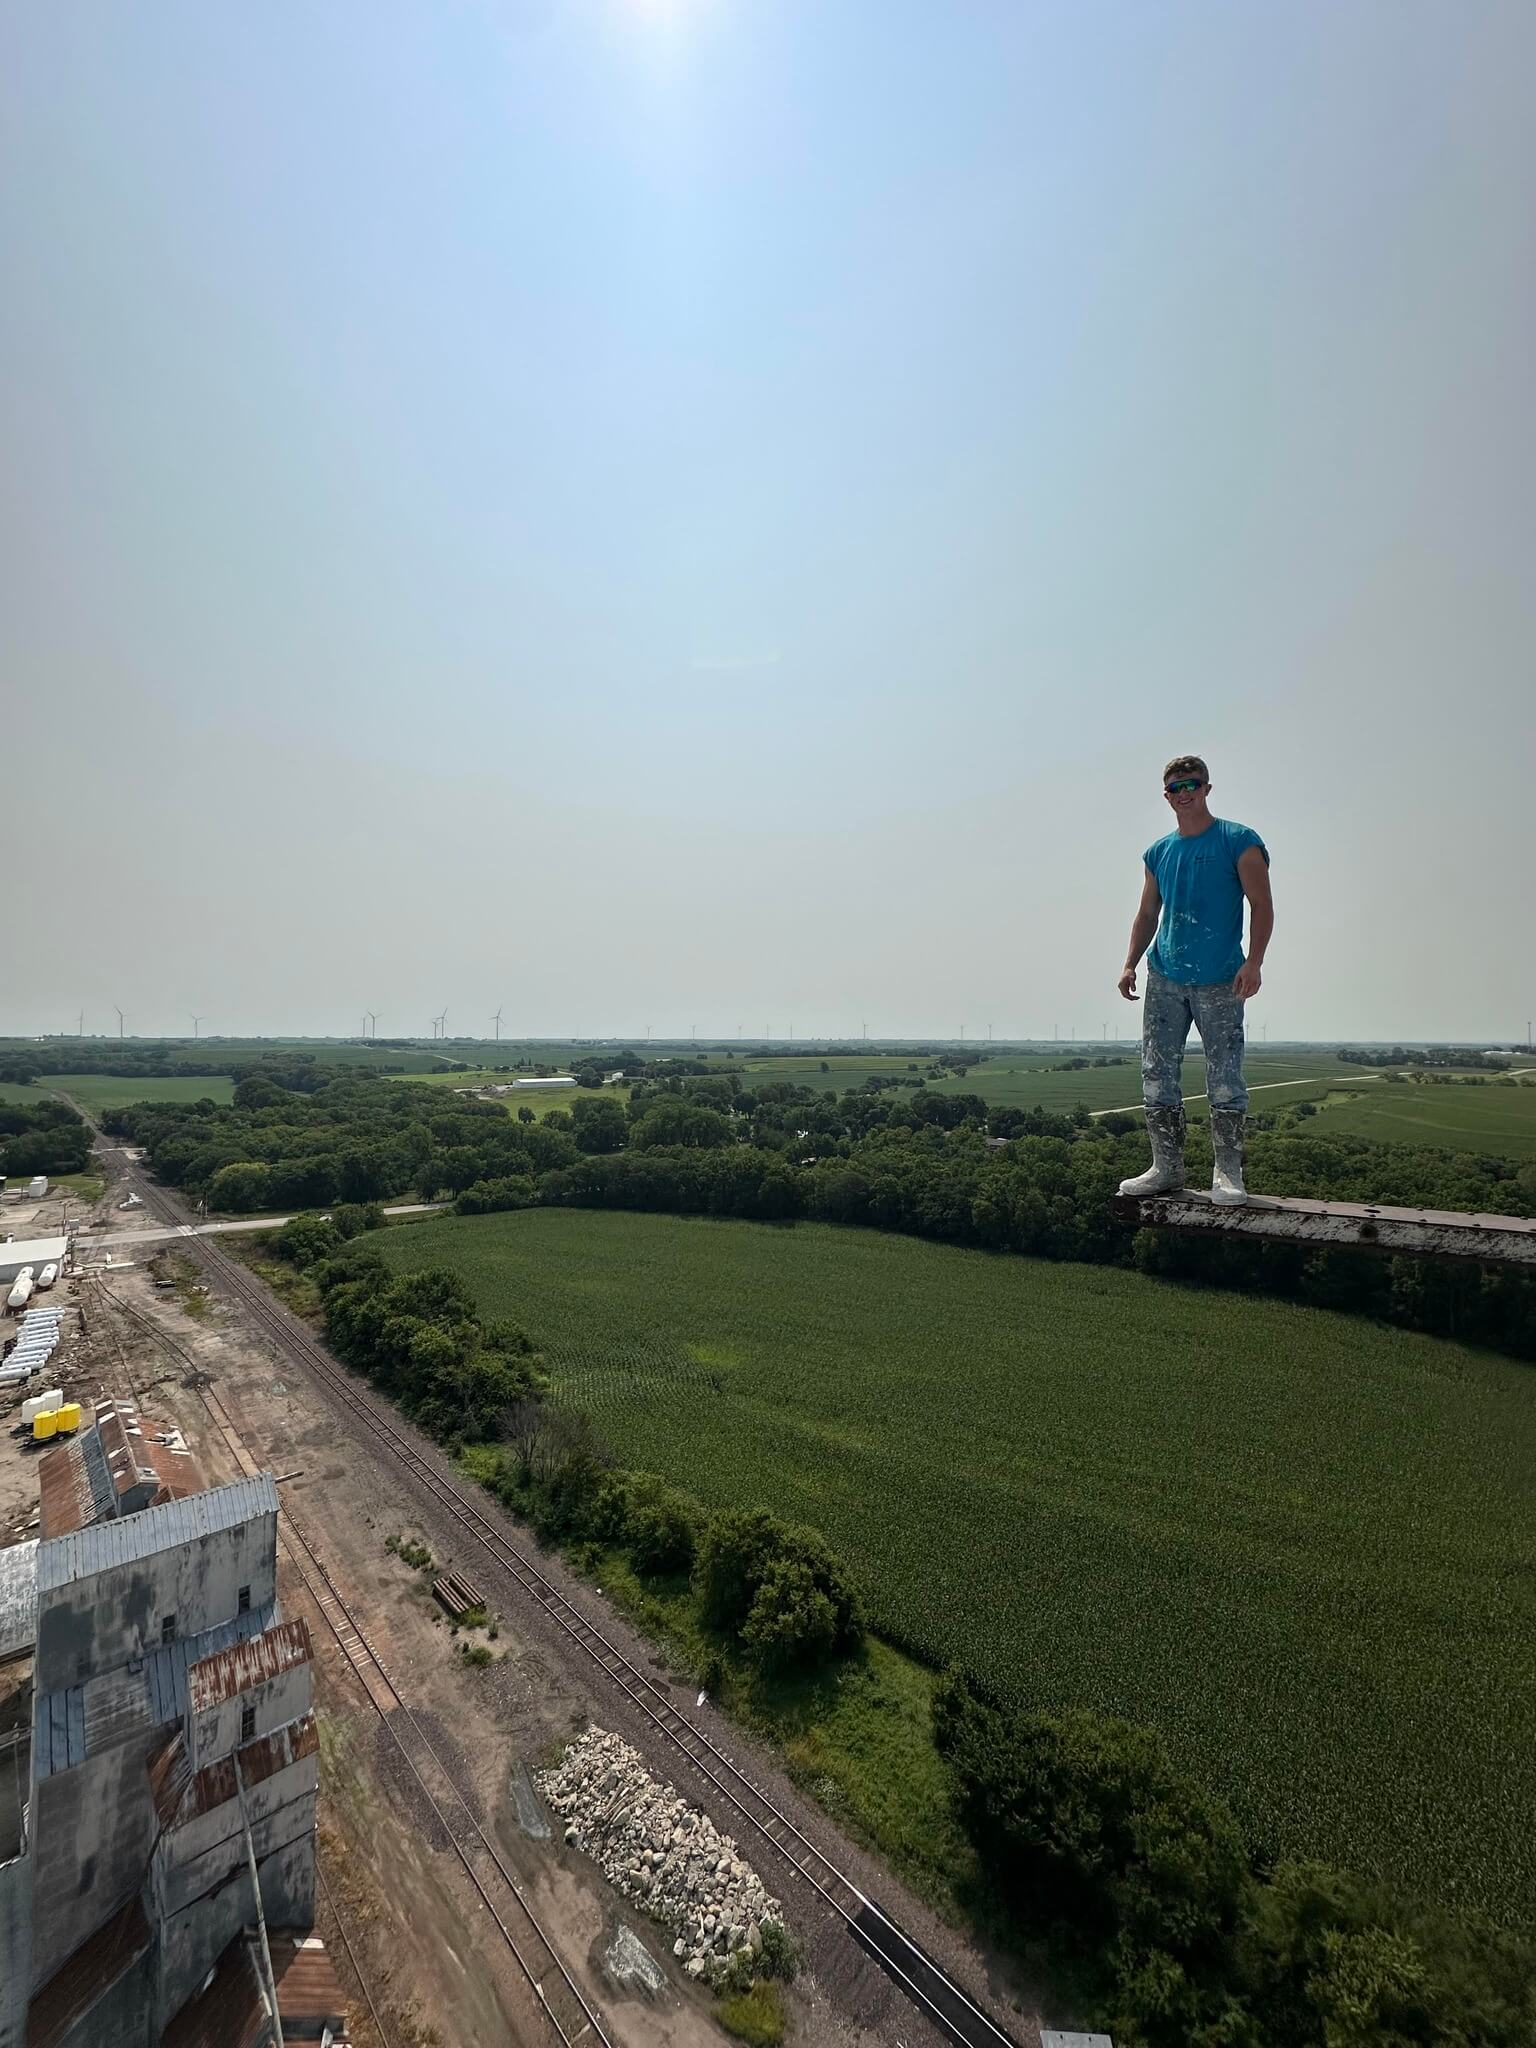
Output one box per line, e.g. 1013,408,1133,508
0,1239,67,1288
512,1075,576,1089
0,1462,346,2048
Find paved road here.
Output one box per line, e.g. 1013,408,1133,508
75,1201,444,1252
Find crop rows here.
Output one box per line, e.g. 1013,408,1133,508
376,1207,1536,1928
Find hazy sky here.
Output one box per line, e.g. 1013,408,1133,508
4,2,1532,1043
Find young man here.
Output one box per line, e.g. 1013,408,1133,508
1117,755,1272,1205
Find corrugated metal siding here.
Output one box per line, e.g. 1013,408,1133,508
146,1603,276,1725
33,1684,85,1776
36,1474,278,1591
32,1603,276,1777
0,1538,37,1661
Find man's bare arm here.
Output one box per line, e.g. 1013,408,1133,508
1234,846,1273,1000
1119,867,1161,1000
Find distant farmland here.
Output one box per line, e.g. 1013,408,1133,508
46,1074,236,1110
376,1207,1536,1928
1312,1078,1536,1161
722,1048,1361,1116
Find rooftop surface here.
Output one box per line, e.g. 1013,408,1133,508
36,1473,277,1590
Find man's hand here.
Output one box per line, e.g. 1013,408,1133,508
1233,960,1263,1000
1118,966,1140,1001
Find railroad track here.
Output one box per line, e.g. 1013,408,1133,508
88,1274,612,2048
83,1124,1027,2048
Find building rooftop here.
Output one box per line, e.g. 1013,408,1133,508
0,1539,37,1664
188,1617,311,1712
160,1928,349,2048
39,1401,208,1540
36,1473,277,1590
0,1235,68,1269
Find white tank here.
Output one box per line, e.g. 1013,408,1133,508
6,1272,35,1311
22,1391,63,1425
35,1263,58,1290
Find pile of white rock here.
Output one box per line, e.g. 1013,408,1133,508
539,1726,786,1983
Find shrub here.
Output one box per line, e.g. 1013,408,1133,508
623,1477,701,1576
741,1559,838,1674
694,1508,861,1674
755,1921,798,1983
715,1981,784,2048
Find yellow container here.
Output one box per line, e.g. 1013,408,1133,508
54,1403,82,1435
31,1411,58,1441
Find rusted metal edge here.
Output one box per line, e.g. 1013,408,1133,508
1112,1190,1536,1266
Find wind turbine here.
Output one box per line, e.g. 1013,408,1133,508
190,1015,204,1040
491,1007,504,1042
115,1005,125,1041
77,1010,84,1038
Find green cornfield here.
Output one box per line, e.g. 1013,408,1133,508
376,1206,1536,1926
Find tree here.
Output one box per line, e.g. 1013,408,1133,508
741,1558,838,1673
932,1675,1249,1971
208,1161,274,1212
572,1096,627,1155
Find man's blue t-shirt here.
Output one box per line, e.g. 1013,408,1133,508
1145,818,1268,986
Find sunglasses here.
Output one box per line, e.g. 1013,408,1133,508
1165,777,1205,795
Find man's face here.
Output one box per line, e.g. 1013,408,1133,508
1163,772,1208,819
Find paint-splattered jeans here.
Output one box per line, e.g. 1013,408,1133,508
1142,967,1248,1112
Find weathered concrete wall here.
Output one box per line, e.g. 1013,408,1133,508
191,1659,311,1769
29,1737,157,1986
157,1829,315,2026
0,1846,32,2048
35,1517,276,1693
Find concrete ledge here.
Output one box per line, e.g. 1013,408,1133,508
1112,1189,1536,1266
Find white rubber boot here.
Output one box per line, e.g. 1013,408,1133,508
1209,1109,1248,1206
1118,1105,1186,1197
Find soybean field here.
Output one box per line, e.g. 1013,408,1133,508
376,1205,1536,1928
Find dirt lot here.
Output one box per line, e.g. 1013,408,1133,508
8,1132,1042,2048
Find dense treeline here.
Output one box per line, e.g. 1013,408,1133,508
111,1068,1536,1358
0,1099,92,1178
936,1673,1536,2047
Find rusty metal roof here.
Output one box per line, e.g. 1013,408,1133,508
38,1411,209,1540
188,1617,312,1712
37,1474,278,1591
148,1727,193,1829
37,1440,97,1540
28,1894,152,2048
160,1929,349,2048
159,1934,265,2048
